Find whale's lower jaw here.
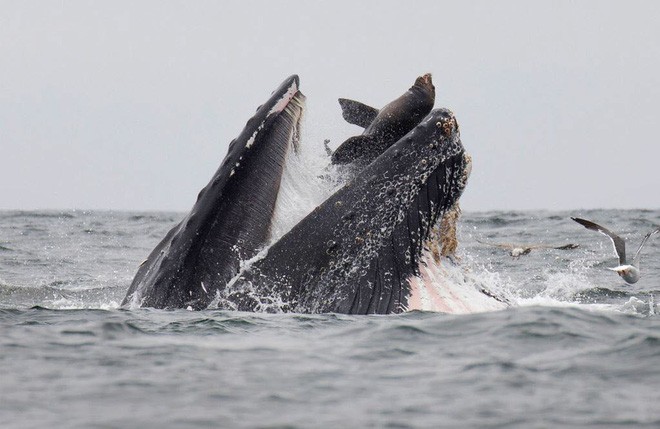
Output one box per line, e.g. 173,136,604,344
405,201,507,315
121,76,306,310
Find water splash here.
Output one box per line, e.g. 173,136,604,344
457,244,657,317
269,123,341,243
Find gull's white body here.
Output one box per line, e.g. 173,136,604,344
607,264,640,284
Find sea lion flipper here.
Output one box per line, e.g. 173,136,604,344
331,135,377,165
338,98,379,128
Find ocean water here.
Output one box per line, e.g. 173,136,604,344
1,209,660,428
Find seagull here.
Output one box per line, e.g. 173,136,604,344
476,239,579,257
571,217,660,284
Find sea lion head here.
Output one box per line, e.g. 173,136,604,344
412,73,435,102
415,72,434,89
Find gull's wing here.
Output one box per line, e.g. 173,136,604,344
571,217,626,265
632,226,660,266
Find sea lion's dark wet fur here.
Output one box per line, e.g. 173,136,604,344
331,74,435,167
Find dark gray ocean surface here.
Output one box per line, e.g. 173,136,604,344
1,210,659,428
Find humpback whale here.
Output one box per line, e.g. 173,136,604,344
122,75,305,309
331,74,435,167
123,74,505,314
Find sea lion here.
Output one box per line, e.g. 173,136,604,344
331,73,435,167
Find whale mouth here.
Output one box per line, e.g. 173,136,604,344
124,77,485,314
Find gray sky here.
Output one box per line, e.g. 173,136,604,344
2,1,659,212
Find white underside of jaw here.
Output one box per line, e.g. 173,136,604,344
406,247,507,314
